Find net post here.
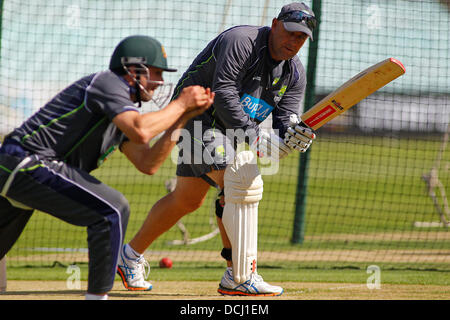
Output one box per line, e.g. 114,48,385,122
0,257,6,292
292,0,321,244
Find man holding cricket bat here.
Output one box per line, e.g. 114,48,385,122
119,2,317,296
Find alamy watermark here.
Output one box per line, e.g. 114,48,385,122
366,265,381,289
66,264,81,290
170,121,281,175
66,5,81,30
366,5,382,30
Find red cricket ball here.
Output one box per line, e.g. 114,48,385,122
159,257,173,268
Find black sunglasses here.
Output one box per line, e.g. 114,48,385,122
278,10,317,31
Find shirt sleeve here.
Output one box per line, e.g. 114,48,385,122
211,28,260,136
272,58,307,138
85,71,139,121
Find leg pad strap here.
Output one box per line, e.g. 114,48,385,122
221,248,232,261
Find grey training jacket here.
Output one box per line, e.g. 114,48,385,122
172,25,307,139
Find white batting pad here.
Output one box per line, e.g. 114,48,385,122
222,151,263,283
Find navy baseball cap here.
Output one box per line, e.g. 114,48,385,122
277,2,316,40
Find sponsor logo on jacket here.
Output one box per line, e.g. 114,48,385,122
240,93,274,121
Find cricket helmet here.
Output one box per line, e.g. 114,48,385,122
109,35,177,72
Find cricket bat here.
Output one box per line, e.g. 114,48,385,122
300,58,405,130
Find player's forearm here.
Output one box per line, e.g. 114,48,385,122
133,86,213,144
113,102,186,145
135,118,187,175
134,101,186,143
116,86,212,145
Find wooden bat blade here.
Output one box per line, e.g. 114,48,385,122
300,58,406,130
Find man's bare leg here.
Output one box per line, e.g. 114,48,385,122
129,176,212,254
118,170,235,291
117,175,213,290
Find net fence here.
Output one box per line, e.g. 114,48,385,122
1,0,449,272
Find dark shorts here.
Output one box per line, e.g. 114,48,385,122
175,122,236,186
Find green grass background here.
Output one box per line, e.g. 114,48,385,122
6,263,450,287
5,134,450,282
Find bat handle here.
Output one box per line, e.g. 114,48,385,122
298,121,316,140
289,114,316,139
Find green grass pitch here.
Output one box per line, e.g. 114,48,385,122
6,134,449,275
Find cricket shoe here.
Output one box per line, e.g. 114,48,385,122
117,246,152,291
217,267,283,296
